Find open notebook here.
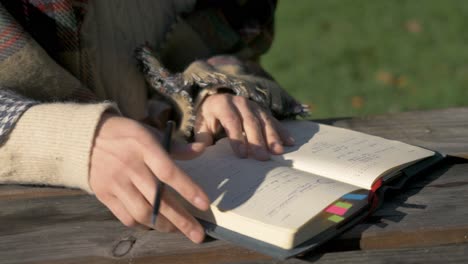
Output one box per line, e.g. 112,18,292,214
176,121,442,258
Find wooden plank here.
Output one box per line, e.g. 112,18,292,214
232,244,468,264
26,247,270,264
0,194,271,264
31,243,468,264
3,108,468,263
308,244,468,264
323,107,468,157
2,160,467,263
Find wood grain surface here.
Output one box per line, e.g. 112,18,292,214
2,108,468,264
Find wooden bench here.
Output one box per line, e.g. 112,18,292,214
2,107,468,264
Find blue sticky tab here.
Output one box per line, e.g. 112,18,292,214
343,193,367,200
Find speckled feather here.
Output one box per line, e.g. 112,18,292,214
135,46,196,137
135,45,308,138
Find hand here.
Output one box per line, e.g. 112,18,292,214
89,113,210,243
195,94,294,161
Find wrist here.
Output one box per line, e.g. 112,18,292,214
0,102,117,192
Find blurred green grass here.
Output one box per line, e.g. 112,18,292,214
263,0,468,118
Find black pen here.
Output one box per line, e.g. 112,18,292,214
152,120,175,225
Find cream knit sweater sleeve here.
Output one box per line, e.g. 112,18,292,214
0,3,118,193
0,102,114,193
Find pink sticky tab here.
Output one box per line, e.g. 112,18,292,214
325,205,348,216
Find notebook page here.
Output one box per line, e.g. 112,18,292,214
177,139,361,230
275,121,435,189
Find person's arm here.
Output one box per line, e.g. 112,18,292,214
0,3,210,242
0,90,37,144
195,93,295,161
89,113,210,242
0,2,113,190
177,0,305,159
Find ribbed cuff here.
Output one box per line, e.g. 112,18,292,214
0,102,116,193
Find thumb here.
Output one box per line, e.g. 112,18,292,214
194,123,214,146
141,120,207,159
171,141,206,160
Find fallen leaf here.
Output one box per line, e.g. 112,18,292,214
351,96,365,109
405,19,422,33
376,70,409,88
376,70,394,85
395,76,408,88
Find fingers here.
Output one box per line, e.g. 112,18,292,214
271,118,295,146
233,97,270,160
90,115,207,244
232,96,294,159
113,177,154,227
141,139,210,212
214,97,247,158
197,94,294,160
114,175,204,242
106,153,203,240
99,195,137,227
142,121,206,160
171,141,206,160
194,122,214,146
196,95,247,158
154,214,177,233
256,110,295,152
159,191,206,243
257,109,284,155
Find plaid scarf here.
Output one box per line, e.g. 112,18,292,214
0,0,86,63
0,0,92,142
0,0,300,143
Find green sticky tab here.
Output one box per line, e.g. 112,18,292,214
328,215,344,223
335,201,353,209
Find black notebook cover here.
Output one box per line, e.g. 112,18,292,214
199,153,445,259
